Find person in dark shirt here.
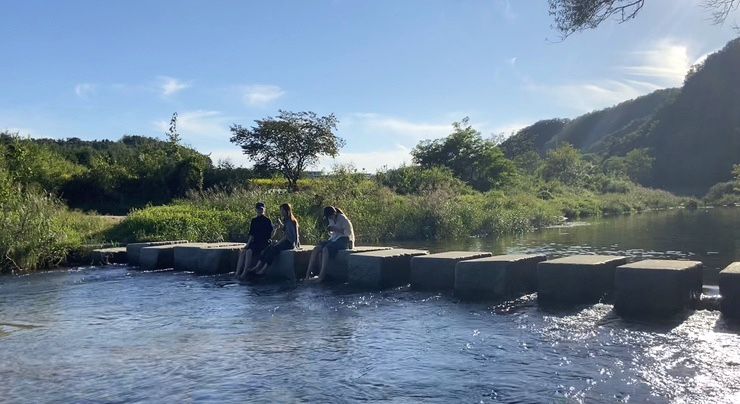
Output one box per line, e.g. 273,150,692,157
235,202,274,279
247,203,301,276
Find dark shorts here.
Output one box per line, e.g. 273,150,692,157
320,237,353,259
248,242,269,257
260,239,295,265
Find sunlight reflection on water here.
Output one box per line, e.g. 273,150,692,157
0,208,738,403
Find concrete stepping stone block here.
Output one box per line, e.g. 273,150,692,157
194,244,246,275
323,246,393,283
265,245,316,281
614,259,703,317
454,254,547,301
91,247,127,265
410,251,493,291
139,244,179,270
126,240,188,266
719,262,740,319
537,255,627,304
173,243,215,271
172,243,244,272
348,249,429,289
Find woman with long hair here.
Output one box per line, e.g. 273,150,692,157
247,203,300,276
305,205,355,282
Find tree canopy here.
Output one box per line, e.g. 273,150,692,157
411,118,514,191
230,110,344,191
548,0,739,37
0,132,215,214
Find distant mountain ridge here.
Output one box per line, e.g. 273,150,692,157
501,37,740,196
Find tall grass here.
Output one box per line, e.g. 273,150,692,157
0,184,114,273
108,173,691,245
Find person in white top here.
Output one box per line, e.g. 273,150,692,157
305,206,355,282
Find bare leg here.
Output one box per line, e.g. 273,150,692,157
243,250,253,274
237,249,253,279
235,249,247,277
254,262,268,275
316,247,330,282
246,259,262,274
305,245,322,280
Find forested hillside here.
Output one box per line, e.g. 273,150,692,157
501,37,740,196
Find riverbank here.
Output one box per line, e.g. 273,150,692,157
0,173,702,274
106,174,693,245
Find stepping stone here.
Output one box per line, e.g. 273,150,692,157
172,243,245,272
411,251,493,291
348,249,429,289
91,247,127,265
265,245,316,281
614,259,703,317
537,255,627,304
455,254,547,301
194,244,246,275
126,240,188,266
173,243,215,271
323,246,393,283
719,262,740,319
139,244,177,270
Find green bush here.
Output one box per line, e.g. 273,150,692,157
704,181,739,206
376,165,471,195
0,177,113,273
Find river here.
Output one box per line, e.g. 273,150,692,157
1,208,738,403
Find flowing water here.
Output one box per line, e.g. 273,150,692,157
1,208,738,403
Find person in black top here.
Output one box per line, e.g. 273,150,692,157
247,203,301,276
235,202,274,279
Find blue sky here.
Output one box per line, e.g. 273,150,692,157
1,0,737,171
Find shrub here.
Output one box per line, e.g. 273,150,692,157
704,181,739,206
376,165,471,195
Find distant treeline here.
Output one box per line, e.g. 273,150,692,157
0,133,254,214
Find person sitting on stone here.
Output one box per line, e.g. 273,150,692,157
305,206,355,283
247,203,300,277
235,202,274,279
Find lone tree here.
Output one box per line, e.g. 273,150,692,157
230,110,343,191
411,118,514,191
548,0,739,37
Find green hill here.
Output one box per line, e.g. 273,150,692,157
501,37,740,196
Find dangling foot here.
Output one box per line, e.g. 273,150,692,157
254,264,268,276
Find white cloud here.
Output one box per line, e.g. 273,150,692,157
159,76,190,96
692,52,710,67
343,113,452,139
74,83,95,98
620,40,692,86
527,79,664,113
523,39,700,113
153,110,230,140
242,84,285,107
203,146,413,173
208,149,252,167
492,121,529,139
314,144,412,173
495,0,516,21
